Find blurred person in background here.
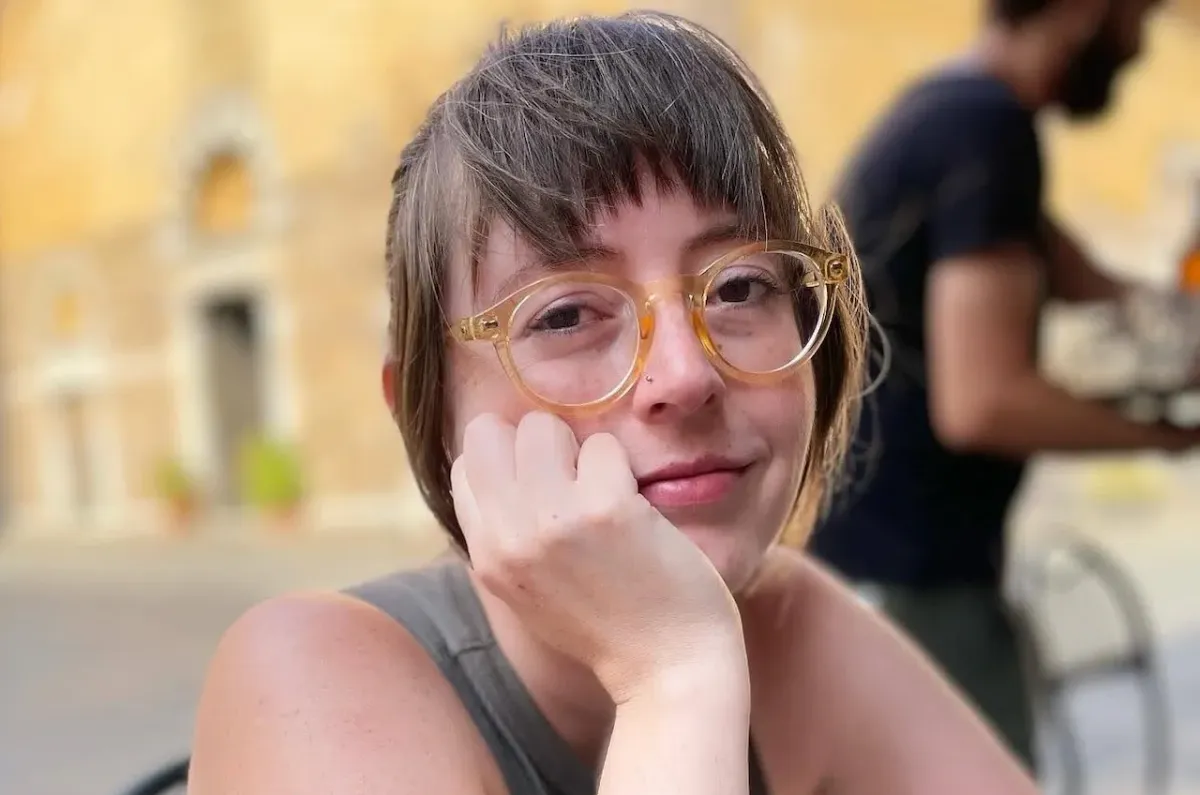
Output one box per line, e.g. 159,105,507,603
188,12,1040,795
809,0,1198,773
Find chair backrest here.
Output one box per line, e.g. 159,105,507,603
118,757,189,795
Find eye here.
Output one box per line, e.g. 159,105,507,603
708,268,785,306
530,301,597,332
514,283,631,339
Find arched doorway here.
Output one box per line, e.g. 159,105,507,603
190,150,265,507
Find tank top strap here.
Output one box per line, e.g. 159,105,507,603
347,561,594,795
348,560,770,795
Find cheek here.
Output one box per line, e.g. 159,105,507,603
447,348,540,454
755,375,815,451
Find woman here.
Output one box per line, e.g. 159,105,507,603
189,12,1040,795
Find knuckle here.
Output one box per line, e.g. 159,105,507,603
534,512,576,549
517,410,554,436
519,411,576,453
462,413,488,442
475,540,537,591
579,431,618,455
473,560,510,594
491,528,534,563
573,500,623,533
463,412,504,449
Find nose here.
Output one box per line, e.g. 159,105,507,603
632,299,724,421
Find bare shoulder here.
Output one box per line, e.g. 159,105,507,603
743,549,1038,795
188,583,502,795
747,547,908,659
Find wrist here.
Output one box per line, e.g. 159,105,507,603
613,640,751,709
601,650,752,795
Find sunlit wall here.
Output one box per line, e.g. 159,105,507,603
0,0,1196,536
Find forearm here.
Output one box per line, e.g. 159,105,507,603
1041,217,1131,304
941,372,1174,457
599,659,752,795
1045,264,1130,304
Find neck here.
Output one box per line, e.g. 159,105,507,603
966,23,1058,111
471,574,617,769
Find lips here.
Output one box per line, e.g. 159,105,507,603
636,457,751,508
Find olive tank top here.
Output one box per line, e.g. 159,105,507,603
346,560,769,794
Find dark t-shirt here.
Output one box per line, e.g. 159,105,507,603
808,69,1045,588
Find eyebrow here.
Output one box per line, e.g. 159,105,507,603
479,217,749,309
482,250,609,310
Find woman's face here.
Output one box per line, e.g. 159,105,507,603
443,178,815,592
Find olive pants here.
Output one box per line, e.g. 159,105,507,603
860,583,1039,773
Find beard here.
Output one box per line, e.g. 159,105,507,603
1057,29,1130,120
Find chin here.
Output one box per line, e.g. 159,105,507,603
677,520,770,594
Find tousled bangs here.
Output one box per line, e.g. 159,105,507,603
429,12,813,273
385,11,870,550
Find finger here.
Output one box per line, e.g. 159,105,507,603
450,455,485,556
461,413,518,515
514,412,579,511
575,432,638,497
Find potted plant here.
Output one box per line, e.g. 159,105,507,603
154,458,200,535
238,435,305,532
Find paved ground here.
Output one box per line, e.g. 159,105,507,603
1046,630,1200,795
2,580,252,795
0,531,449,795
0,477,1197,795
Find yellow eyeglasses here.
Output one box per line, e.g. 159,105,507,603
449,240,849,415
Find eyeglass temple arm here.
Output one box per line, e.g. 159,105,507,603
805,254,850,287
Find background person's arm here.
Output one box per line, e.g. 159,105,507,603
918,105,1197,457
926,242,1195,456
1040,215,1134,304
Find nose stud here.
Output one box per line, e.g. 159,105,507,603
644,375,654,383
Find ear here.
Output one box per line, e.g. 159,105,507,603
381,359,399,417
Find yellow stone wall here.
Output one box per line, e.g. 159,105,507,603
743,0,1200,216
0,0,1196,534
3,1,1196,255
0,0,190,256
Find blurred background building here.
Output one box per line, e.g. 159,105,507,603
0,0,1197,540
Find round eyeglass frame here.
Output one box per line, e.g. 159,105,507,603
447,239,849,416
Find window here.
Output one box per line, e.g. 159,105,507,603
193,151,253,237
51,288,82,343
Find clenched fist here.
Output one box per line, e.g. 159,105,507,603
451,411,746,703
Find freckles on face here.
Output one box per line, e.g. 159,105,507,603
441,182,828,590
444,229,542,456
446,194,818,439
747,367,815,508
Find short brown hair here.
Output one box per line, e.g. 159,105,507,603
385,11,868,551
987,0,1059,24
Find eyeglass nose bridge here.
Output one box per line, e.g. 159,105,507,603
634,273,708,339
